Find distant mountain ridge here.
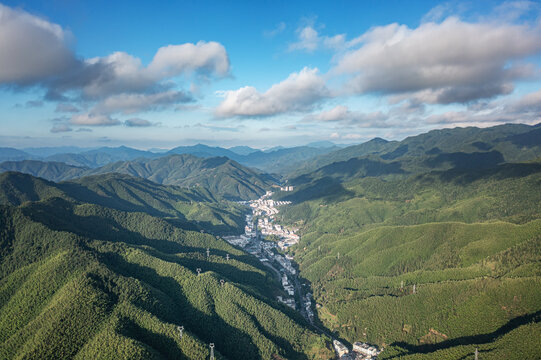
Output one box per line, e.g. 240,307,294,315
0,154,275,200
0,143,339,173
0,171,244,233
288,123,541,181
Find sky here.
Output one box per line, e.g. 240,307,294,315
1,0,541,150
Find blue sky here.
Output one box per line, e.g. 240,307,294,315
1,0,541,149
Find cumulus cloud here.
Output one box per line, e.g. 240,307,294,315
0,4,78,85
50,124,73,133
333,17,541,104
215,67,329,117
288,24,346,52
67,41,229,101
71,113,120,126
512,88,541,112
0,4,230,123
289,26,320,52
425,88,541,126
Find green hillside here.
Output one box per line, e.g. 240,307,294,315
289,123,541,178
0,154,275,201
0,171,246,235
87,154,275,200
275,161,541,359
0,160,88,182
0,174,333,360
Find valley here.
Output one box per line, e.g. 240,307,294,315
1,123,540,359
3,2,541,358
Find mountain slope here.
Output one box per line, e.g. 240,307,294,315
167,143,338,174
46,146,158,168
0,154,275,201
0,171,245,234
0,148,33,162
87,154,275,200
0,174,333,359
0,160,88,182
275,160,541,359
290,123,541,178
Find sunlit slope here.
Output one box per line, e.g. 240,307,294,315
0,198,332,359
0,153,275,201
290,123,541,177
0,171,245,234
86,154,275,200
276,161,541,359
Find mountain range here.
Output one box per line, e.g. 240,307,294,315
0,143,342,173
1,122,540,359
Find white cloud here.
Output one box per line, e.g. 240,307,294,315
81,41,229,99
334,17,541,104
425,88,541,126
0,4,77,85
71,113,120,126
512,88,541,112
288,24,347,52
289,26,320,52
0,4,230,117
215,67,329,117
147,41,230,79
264,22,286,37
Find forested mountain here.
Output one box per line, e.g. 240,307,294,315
0,160,88,182
45,146,158,168
86,154,275,200
228,145,259,155
0,172,244,234
0,146,158,168
166,144,339,173
240,146,340,174
1,142,342,175
275,158,541,359
2,122,540,359
290,123,541,177
0,154,275,201
0,148,34,162
0,172,333,359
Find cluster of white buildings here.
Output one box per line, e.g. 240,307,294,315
225,192,301,311
352,342,381,358
275,254,295,275
248,192,299,250
281,274,295,296
333,340,349,358
276,295,295,309
332,340,381,360
230,192,383,360
303,292,314,322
